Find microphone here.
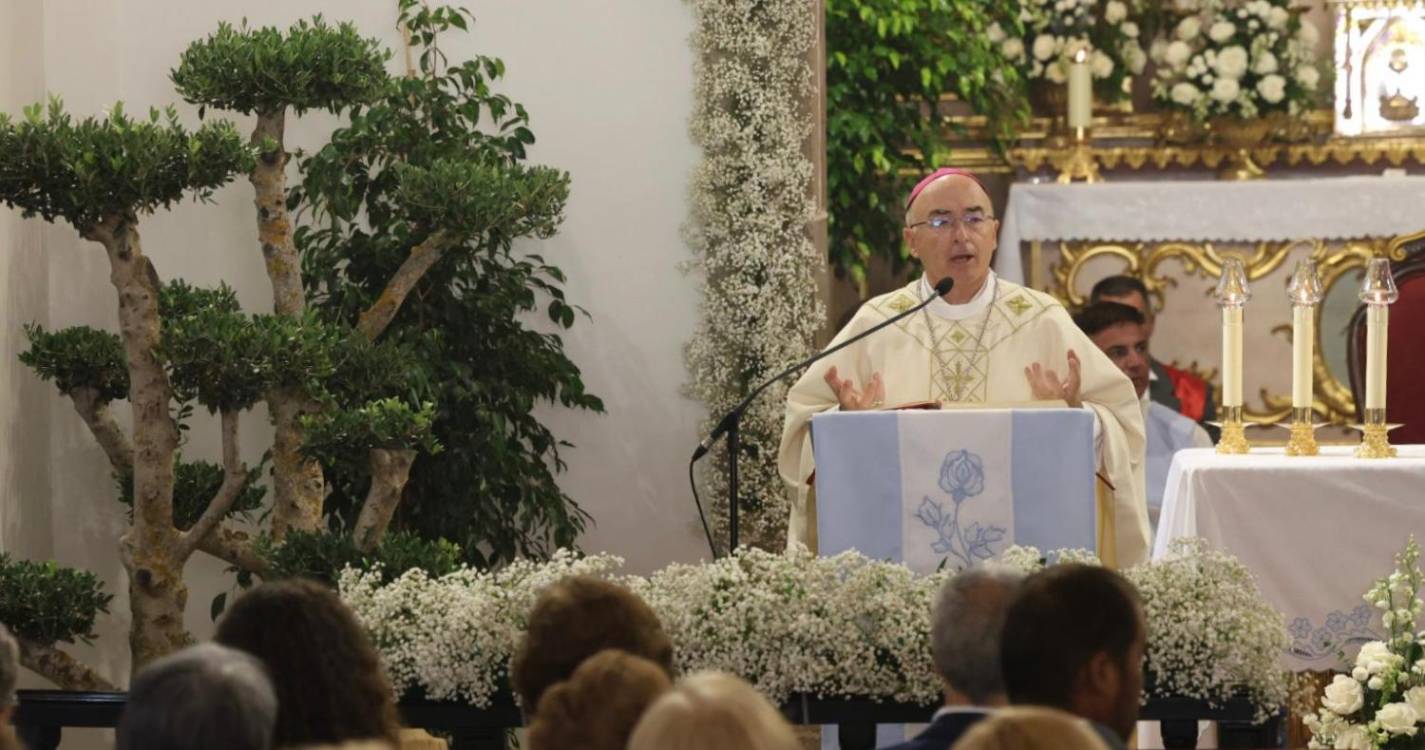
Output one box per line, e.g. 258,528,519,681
689,276,954,554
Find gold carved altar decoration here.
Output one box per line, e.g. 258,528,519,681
1048,233,1420,426
1334,0,1425,138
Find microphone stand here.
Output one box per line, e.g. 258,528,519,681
692,277,954,552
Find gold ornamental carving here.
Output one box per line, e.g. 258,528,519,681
1049,235,1416,426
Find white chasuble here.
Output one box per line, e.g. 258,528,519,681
778,274,1151,567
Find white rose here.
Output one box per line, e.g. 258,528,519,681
1215,46,1250,79
1352,666,1370,681
1334,725,1371,750
1034,34,1058,61
1150,38,1168,62
987,23,1007,43
1268,7,1289,28
1406,686,1425,718
1125,42,1147,74
1165,40,1193,68
1032,60,1045,77
1257,74,1286,103
1106,0,1128,23
1091,50,1115,78
1046,61,1068,83
1254,51,1279,74
1300,22,1320,47
1122,21,1140,38
1171,82,1201,105
1209,21,1237,43
1357,641,1392,670
1004,38,1027,60
1377,702,1419,735
1177,16,1201,40
1322,675,1365,716
1296,65,1320,90
1369,675,1385,690
1173,0,1199,11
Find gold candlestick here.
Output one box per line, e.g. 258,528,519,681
1353,258,1400,459
1056,48,1100,184
1283,260,1323,456
1214,258,1251,455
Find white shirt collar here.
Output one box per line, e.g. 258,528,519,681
931,705,997,722
919,271,997,321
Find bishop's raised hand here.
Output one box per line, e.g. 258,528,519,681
824,366,885,411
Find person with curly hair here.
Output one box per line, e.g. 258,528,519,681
511,576,674,715
0,625,21,750
215,579,402,749
525,649,671,750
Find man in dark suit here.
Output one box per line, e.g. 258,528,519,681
1001,564,1146,750
879,568,1022,750
1090,275,1218,441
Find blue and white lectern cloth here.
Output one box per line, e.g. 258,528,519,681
812,408,1097,573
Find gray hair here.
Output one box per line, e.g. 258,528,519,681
118,643,277,750
0,624,17,707
931,566,1024,703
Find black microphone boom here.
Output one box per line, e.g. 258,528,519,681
689,276,954,555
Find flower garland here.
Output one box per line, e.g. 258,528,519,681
340,541,1290,715
682,0,825,548
993,0,1148,102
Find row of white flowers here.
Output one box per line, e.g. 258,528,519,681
991,0,1148,100
340,539,1289,718
681,0,825,547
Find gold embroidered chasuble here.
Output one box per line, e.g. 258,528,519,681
777,275,1151,567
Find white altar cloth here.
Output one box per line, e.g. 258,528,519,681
994,176,1425,285
1153,445,1425,671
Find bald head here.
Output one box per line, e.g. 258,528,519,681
903,172,998,304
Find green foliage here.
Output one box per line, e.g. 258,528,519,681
825,0,1029,285
0,554,112,645
301,398,442,464
394,158,569,241
291,2,600,565
115,458,266,530
259,529,463,587
160,279,241,318
19,324,128,400
161,306,273,413
0,99,253,232
171,17,389,117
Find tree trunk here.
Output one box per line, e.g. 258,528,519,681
356,231,453,341
16,637,116,691
82,216,187,670
249,109,325,538
352,448,417,553
268,390,324,539
68,386,133,474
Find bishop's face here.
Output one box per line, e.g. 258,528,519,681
903,175,999,303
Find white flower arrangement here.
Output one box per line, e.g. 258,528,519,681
683,0,825,548
340,539,1289,718
992,0,1147,102
1150,0,1321,121
1124,538,1290,722
1306,538,1425,750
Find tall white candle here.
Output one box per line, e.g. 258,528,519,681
1366,304,1389,410
1292,305,1313,408
1222,306,1243,407
1068,53,1092,130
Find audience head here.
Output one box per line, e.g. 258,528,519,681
954,706,1112,750
116,642,277,750
512,575,673,714
627,671,799,750
1089,275,1154,338
1001,564,1145,741
0,625,18,750
215,578,399,748
931,566,1023,706
1074,302,1151,398
526,649,672,750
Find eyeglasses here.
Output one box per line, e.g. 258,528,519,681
908,214,993,233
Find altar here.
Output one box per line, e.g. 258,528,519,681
1154,445,1425,671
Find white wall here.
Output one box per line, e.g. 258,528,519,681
0,0,706,730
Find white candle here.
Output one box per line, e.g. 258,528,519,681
1366,304,1389,410
1292,304,1313,408
1068,55,1092,130
1222,306,1243,407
